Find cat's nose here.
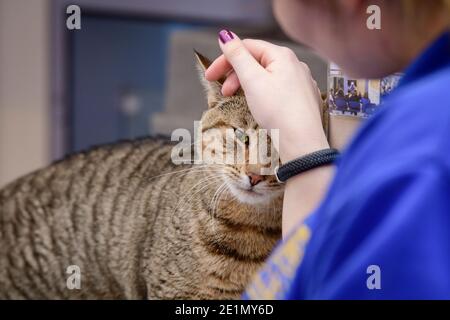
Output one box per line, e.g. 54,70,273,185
248,174,263,186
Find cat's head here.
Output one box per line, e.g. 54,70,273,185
194,51,283,206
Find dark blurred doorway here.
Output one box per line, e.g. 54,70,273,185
70,14,198,152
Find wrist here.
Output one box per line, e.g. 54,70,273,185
278,134,329,163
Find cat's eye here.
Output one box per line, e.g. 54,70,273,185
234,128,249,145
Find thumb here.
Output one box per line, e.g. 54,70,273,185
218,29,265,88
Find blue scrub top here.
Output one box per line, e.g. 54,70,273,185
244,31,450,299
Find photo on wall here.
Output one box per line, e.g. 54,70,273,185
328,63,403,118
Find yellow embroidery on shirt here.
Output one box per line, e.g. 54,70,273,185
245,224,311,299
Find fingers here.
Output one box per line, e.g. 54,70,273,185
241,39,281,69
206,35,293,86
205,39,280,82
221,71,241,96
205,31,306,97
204,59,240,96
205,55,231,82
216,30,266,89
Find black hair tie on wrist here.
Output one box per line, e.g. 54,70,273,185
274,148,340,183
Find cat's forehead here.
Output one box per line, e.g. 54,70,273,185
202,96,257,129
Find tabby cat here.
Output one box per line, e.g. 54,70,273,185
0,52,328,299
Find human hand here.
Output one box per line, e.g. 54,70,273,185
205,30,329,163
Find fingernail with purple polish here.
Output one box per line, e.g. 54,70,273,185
219,29,234,44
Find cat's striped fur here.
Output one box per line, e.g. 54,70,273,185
0,51,329,299
0,136,282,299
0,52,288,299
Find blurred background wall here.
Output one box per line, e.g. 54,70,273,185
0,0,359,188
0,0,50,187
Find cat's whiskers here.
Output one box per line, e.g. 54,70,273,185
159,165,232,213
172,180,224,222
170,181,221,221
210,183,229,219
209,185,222,217
172,174,225,215
175,175,222,207
207,183,228,234
156,171,225,202
147,165,224,182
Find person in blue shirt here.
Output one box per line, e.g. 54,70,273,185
205,0,450,299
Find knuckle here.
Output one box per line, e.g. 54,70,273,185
297,60,307,69
279,46,297,60
298,61,311,74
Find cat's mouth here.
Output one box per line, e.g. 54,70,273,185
235,185,262,195
221,171,282,205
226,181,273,205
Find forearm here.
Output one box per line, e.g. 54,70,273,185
278,124,334,238
282,164,334,239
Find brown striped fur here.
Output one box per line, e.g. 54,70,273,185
0,52,327,299
0,53,285,299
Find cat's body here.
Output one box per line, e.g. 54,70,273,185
0,137,281,299
0,51,327,299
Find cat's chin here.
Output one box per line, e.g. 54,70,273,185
226,183,274,206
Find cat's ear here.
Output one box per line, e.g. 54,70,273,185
194,50,224,109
